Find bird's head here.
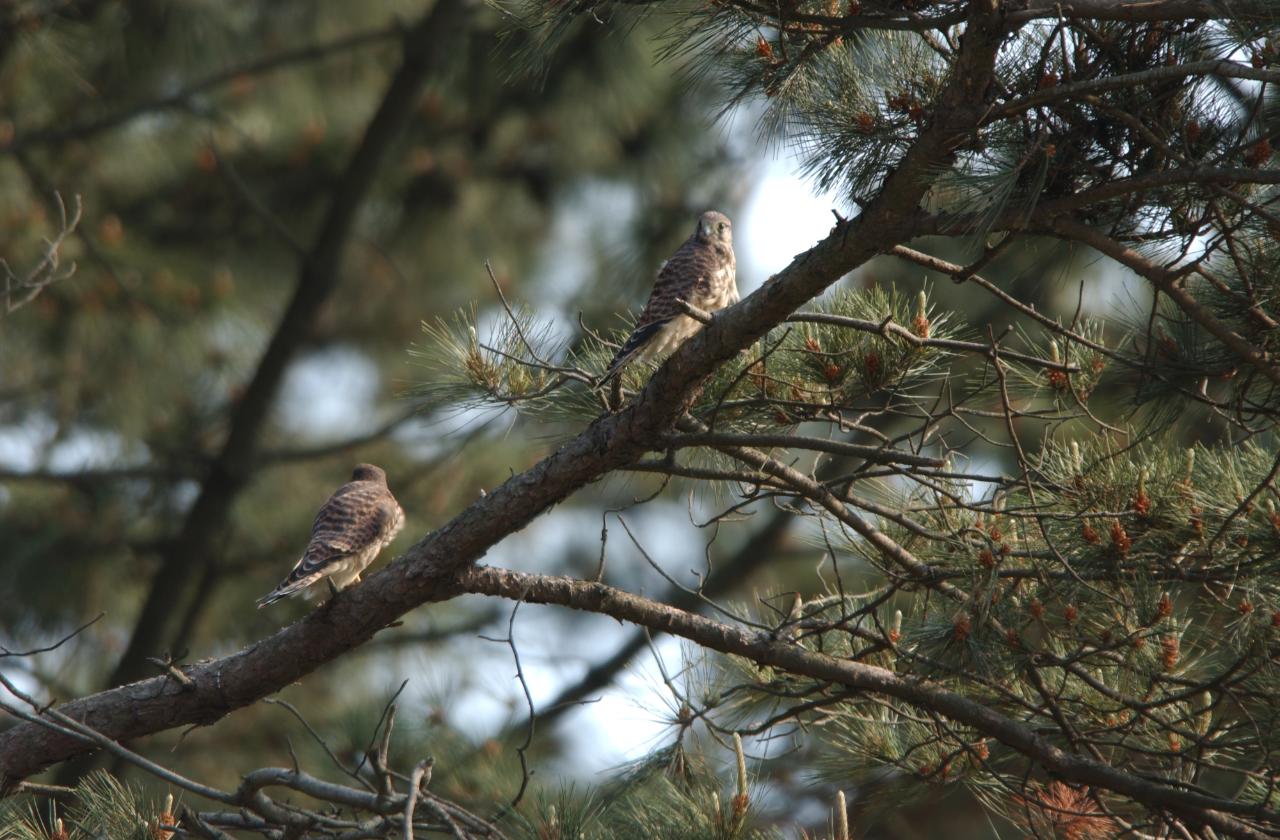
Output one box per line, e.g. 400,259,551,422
695,211,732,246
351,463,387,484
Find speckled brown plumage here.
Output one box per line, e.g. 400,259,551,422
257,463,405,607
605,210,738,376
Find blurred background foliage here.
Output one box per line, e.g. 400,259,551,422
0,0,1216,837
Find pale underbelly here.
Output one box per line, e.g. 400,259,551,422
637,282,739,360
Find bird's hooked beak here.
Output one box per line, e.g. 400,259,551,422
696,214,730,243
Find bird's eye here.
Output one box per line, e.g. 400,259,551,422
718,222,727,232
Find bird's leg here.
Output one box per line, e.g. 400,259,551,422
318,577,341,609
609,376,623,412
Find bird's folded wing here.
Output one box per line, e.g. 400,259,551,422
311,489,391,547
605,319,670,374
605,243,712,372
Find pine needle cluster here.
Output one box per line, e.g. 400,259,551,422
0,773,175,840
412,286,956,430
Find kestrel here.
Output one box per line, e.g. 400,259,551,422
256,463,405,607
604,210,738,379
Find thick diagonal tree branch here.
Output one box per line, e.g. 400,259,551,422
0,0,1006,782
106,0,470,691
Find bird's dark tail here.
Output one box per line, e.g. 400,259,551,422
256,589,291,609
597,319,668,387
256,562,324,608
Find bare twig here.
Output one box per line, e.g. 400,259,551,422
2,192,81,315
403,758,435,840
478,598,536,810
0,612,102,659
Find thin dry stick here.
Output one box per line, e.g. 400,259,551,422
3,192,82,315
403,758,434,840
478,598,537,810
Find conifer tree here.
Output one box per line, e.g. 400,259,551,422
3,0,1280,837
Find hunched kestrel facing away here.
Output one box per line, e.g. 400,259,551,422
603,210,738,379
256,463,405,607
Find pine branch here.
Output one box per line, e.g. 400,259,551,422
450,566,1273,840
0,0,1010,781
